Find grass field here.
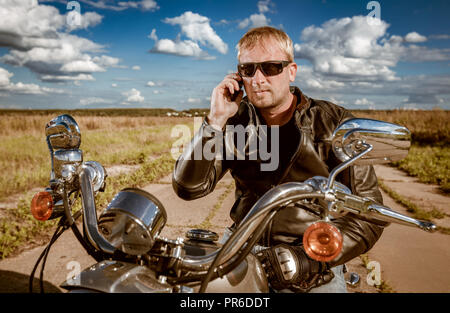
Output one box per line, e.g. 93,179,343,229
0,113,194,258
0,109,448,258
0,114,193,201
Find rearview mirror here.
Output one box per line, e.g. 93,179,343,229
45,114,81,150
331,118,411,165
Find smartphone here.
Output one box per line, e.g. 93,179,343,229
230,78,243,101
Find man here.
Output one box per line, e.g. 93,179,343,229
172,26,386,292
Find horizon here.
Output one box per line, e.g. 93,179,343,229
0,0,449,110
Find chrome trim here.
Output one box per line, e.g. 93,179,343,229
53,149,83,181
326,143,373,191
98,189,167,255
346,272,360,287
186,229,219,242
45,114,81,181
60,260,172,293
83,161,106,193
334,191,437,232
367,203,437,232
180,182,320,271
79,167,116,254
274,246,297,281
45,114,81,150
332,118,411,165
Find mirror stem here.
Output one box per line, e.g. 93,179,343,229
79,167,116,255
326,143,373,191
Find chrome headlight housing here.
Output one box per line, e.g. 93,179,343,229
98,188,167,255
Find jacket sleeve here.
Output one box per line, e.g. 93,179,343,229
172,118,230,200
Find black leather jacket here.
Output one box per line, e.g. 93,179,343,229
172,86,387,266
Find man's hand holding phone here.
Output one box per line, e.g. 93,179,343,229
207,73,243,130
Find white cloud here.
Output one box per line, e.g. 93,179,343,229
140,0,159,11
61,59,106,73
257,0,272,13
41,73,95,82
151,38,215,60
403,44,450,62
118,0,159,11
0,1,122,82
0,66,65,95
80,97,113,106
328,96,346,106
150,11,227,60
404,32,427,43
111,83,118,87
44,0,160,11
294,15,450,86
66,11,103,32
77,1,129,11
148,28,158,41
238,19,250,29
132,65,141,71
122,88,144,104
93,55,123,68
146,81,155,86
238,1,273,29
354,98,375,106
216,19,229,26
163,11,228,54
238,13,270,29
294,16,398,81
0,67,13,86
187,97,200,103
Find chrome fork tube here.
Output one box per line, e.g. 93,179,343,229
79,167,116,255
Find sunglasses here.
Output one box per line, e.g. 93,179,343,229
237,60,291,77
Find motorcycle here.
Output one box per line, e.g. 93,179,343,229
29,114,436,293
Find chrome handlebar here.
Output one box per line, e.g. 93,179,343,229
333,190,437,232
79,166,117,254
44,114,436,274
180,182,320,271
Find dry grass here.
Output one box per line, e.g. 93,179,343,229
0,114,195,201
0,112,196,259
351,109,450,145
0,114,192,137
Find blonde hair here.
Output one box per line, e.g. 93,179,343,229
237,26,294,62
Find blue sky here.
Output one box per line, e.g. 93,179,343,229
0,0,449,110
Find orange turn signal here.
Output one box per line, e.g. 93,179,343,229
303,221,343,262
31,191,53,221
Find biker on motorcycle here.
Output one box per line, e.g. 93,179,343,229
172,26,388,293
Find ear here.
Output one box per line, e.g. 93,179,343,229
288,62,298,83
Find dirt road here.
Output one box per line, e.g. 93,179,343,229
0,165,448,293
